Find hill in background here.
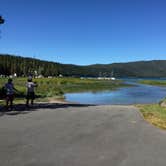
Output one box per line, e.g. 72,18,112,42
0,54,166,78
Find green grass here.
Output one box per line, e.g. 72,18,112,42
139,80,166,86
0,77,128,102
0,98,26,106
136,79,166,129
137,102,166,129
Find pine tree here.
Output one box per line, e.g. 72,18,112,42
0,16,5,24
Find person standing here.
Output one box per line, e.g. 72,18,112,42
4,78,17,111
26,77,37,107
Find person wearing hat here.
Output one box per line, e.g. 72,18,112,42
26,77,37,107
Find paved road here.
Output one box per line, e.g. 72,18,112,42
0,104,166,166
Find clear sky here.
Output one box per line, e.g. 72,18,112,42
0,0,166,65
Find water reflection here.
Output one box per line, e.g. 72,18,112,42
65,79,166,105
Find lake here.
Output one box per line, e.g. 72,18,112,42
65,79,166,105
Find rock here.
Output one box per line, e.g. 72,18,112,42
159,99,166,107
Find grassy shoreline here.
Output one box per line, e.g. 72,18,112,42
0,77,129,103
135,79,166,129
139,80,166,86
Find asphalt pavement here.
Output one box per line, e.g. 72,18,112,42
0,104,166,166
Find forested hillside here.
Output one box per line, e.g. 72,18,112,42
1,54,166,78
0,54,60,76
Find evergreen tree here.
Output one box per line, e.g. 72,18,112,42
0,16,5,24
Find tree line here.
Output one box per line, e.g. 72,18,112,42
1,54,166,78
0,54,60,77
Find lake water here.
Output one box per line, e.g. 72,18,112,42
65,79,166,105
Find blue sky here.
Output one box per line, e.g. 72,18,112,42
0,0,166,65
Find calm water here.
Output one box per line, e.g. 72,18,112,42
65,79,166,105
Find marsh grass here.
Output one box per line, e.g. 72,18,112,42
139,80,166,86
0,98,26,106
0,77,127,102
